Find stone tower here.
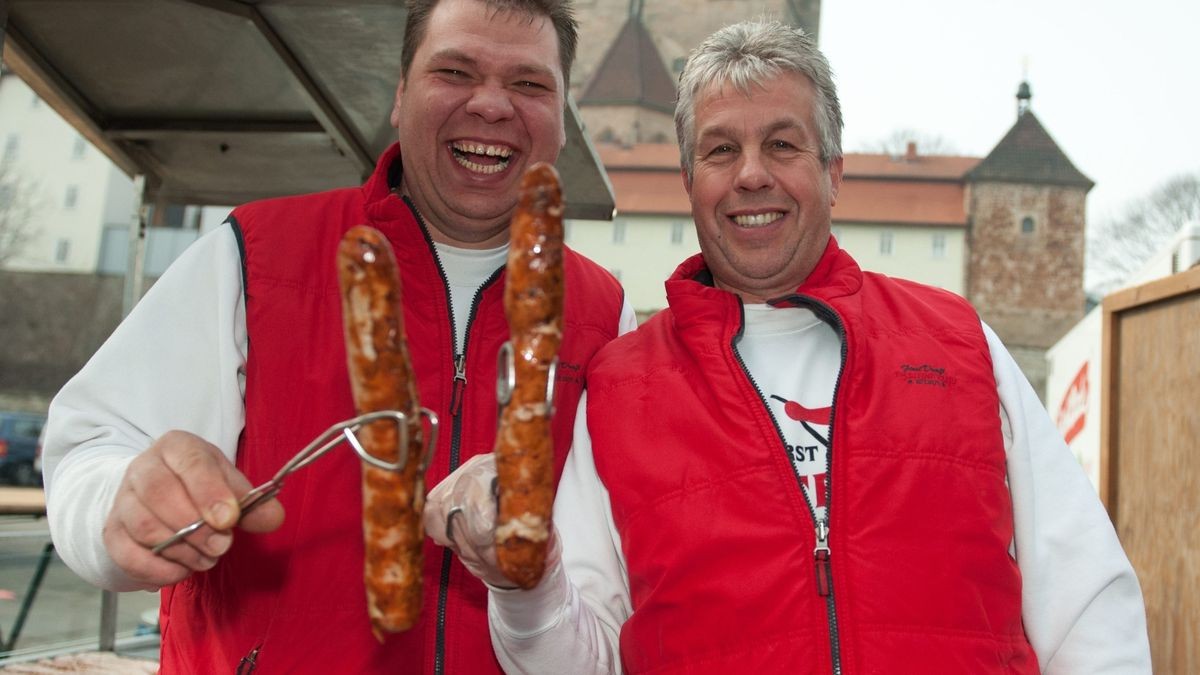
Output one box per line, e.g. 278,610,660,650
965,82,1092,398
572,0,822,144
577,0,677,145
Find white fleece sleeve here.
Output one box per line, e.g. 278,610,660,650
489,392,630,674
42,223,248,592
988,323,1152,674
616,298,638,337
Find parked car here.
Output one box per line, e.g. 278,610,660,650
0,411,48,486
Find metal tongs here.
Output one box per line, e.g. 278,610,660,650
495,341,557,415
151,408,439,555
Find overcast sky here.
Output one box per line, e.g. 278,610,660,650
820,0,1200,224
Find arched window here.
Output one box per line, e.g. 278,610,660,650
1021,216,1035,234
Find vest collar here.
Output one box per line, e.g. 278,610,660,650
665,236,864,327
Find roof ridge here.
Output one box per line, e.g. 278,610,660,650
967,111,1093,189
579,15,676,113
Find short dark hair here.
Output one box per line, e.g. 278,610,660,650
401,0,579,89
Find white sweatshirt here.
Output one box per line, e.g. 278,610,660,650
40,223,637,592
488,303,1152,675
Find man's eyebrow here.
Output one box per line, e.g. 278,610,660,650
427,48,477,68
696,125,734,143
697,118,804,142
426,49,557,83
761,118,806,137
511,63,558,82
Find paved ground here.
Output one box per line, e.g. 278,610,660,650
0,505,159,658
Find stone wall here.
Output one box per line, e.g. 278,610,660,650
967,182,1087,350
1007,344,1050,403
0,271,126,411
580,105,676,145
570,0,822,102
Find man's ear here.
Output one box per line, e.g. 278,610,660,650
390,79,405,129
828,156,844,206
680,166,693,198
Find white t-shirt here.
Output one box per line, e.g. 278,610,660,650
432,241,509,355
736,303,838,521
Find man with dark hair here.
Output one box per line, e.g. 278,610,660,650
425,19,1151,674
41,0,634,671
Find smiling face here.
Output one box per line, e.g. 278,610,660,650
683,71,843,303
391,0,567,248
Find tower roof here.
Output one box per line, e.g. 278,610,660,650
578,15,677,115
968,110,1094,189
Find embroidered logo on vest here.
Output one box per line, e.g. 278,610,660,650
897,363,954,388
555,360,583,386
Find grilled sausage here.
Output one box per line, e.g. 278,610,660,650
494,163,565,589
338,225,426,638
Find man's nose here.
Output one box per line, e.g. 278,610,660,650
465,83,515,123
734,151,774,192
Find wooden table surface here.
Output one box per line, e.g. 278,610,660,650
0,487,46,516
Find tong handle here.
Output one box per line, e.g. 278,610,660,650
149,482,281,555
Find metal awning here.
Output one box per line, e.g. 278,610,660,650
1,0,614,219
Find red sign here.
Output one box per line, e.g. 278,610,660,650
1056,362,1089,445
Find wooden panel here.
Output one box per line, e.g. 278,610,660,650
1101,265,1200,674
0,487,44,516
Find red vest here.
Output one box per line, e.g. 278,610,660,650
158,144,625,674
587,240,1037,674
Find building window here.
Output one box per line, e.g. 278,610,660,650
612,219,626,244
1021,216,1035,234
55,239,70,263
670,221,685,244
932,233,946,259
64,185,79,209
72,136,87,159
879,231,894,256
3,134,18,161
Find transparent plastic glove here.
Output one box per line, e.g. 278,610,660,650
425,453,561,589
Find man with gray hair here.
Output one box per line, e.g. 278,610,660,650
424,19,1151,673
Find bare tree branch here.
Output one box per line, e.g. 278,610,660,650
1085,172,1200,295
857,128,961,156
0,162,44,266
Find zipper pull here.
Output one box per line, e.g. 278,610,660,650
450,354,467,417
236,646,260,674
814,520,832,597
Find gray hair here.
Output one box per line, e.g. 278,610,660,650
674,20,843,179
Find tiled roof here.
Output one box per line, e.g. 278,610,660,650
608,169,690,216
579,17,677,114
595,143,976,226
967,111,1093,189
834,178,967,226
598,142,682,169
844,154,980,181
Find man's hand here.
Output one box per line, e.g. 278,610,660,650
102,430,285,589
425,453,561,589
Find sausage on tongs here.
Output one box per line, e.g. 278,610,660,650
338,225,438,638
493,162,565,589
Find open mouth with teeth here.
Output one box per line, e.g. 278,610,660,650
451,141,514,175
731,212,784,228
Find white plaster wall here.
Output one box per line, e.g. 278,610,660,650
1,74,133,273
